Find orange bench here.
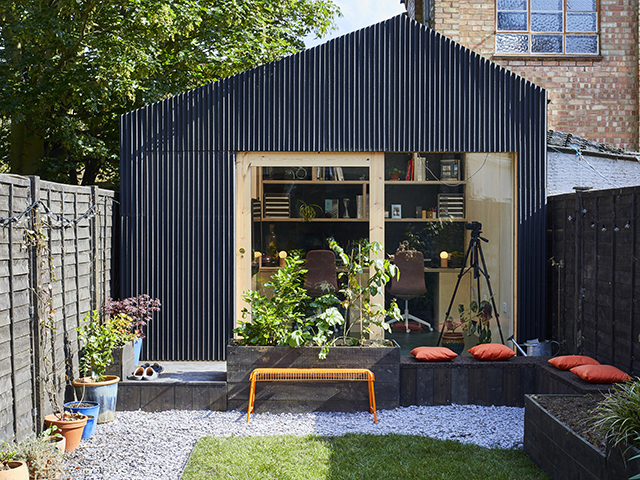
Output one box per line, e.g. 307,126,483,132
247,368,377,423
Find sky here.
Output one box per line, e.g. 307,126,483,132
304,0,407,48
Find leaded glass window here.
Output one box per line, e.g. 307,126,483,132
496,0,598,55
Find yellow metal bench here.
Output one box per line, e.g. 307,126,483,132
247,368,377,423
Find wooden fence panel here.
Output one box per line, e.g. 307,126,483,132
0,176,116,443
548,186,640,375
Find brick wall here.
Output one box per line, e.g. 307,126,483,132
409,0,640,151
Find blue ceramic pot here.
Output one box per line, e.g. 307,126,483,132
72,375,119,423
134,337,143,366
64,401,100,439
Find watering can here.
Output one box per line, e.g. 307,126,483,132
522,338,560,357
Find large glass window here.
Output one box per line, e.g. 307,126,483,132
496,0,598,55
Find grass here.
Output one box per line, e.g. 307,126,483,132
181,434,550,480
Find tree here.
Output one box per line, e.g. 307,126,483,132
0,0,340,186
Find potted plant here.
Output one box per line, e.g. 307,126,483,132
442,316,467,355
0,427,65,479
104,294,161,366
72,310,133,424
389,167,404,181
442,300,493,353
298,201,322,222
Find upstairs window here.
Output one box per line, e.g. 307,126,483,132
496,0,598,55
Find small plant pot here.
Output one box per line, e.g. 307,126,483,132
64,401,100,439
0,461,29,480
442,332,465,355
44,413,87,453
390,173,400,181
72,376,119,423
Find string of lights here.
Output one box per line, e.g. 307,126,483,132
0,200,98,229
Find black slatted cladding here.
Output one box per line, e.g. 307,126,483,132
120,15,547,360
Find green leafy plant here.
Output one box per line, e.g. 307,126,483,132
329,238,402,345
234,251,342,358
77,310,133,381
590,379,640,450
298,201,322,222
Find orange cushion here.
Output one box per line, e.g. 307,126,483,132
411,346,458,362
468,343,515,361
548,355,600,370
570,364,632,384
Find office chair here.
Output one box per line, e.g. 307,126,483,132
388,250,433,333
304,250,339,297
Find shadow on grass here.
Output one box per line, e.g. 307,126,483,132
181,433,550,480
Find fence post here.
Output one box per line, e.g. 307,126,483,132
574,189,584,355
28,175,45,433
90,187,100,314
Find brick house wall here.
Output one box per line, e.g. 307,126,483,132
404,0,640,151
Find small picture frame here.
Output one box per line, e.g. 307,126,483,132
325,199,339,218
441,159,459,180
391,204,402,219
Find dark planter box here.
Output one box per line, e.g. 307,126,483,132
524,394,640,480
227,343,400,413
105,341,135,380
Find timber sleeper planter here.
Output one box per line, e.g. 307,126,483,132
524,394,640,480
226,343,400,413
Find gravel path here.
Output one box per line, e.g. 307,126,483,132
63,405,525,479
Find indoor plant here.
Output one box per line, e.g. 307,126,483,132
72,310,133,423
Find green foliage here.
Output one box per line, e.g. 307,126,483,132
329,238,402,344
234,251,342,357
0,429,64,479
182,433,550,480
590,379,640,449
0,0,340,185
76,310,132,380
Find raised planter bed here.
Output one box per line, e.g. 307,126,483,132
524,394,640,480
226,343,400,413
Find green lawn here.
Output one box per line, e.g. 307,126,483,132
181,434,550,480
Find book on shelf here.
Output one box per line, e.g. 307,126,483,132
335,167,344,181
414,154,426,181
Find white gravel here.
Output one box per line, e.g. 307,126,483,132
63,405,524,479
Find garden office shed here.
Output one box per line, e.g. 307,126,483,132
120,14,547,361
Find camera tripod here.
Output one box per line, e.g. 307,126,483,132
436,222,505,346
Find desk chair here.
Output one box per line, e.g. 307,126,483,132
304,250,338,297
388,250,433,333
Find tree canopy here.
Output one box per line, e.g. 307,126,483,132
0,0,340,185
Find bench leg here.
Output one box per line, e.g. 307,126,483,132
247,376,257,423
368,378,377,423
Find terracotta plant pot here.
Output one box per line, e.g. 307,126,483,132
44,413,87,453
0,461,29,480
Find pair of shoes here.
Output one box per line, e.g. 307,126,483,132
142,367,158,381
151,363,165,374
140,362,164,374
128,366,145,381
